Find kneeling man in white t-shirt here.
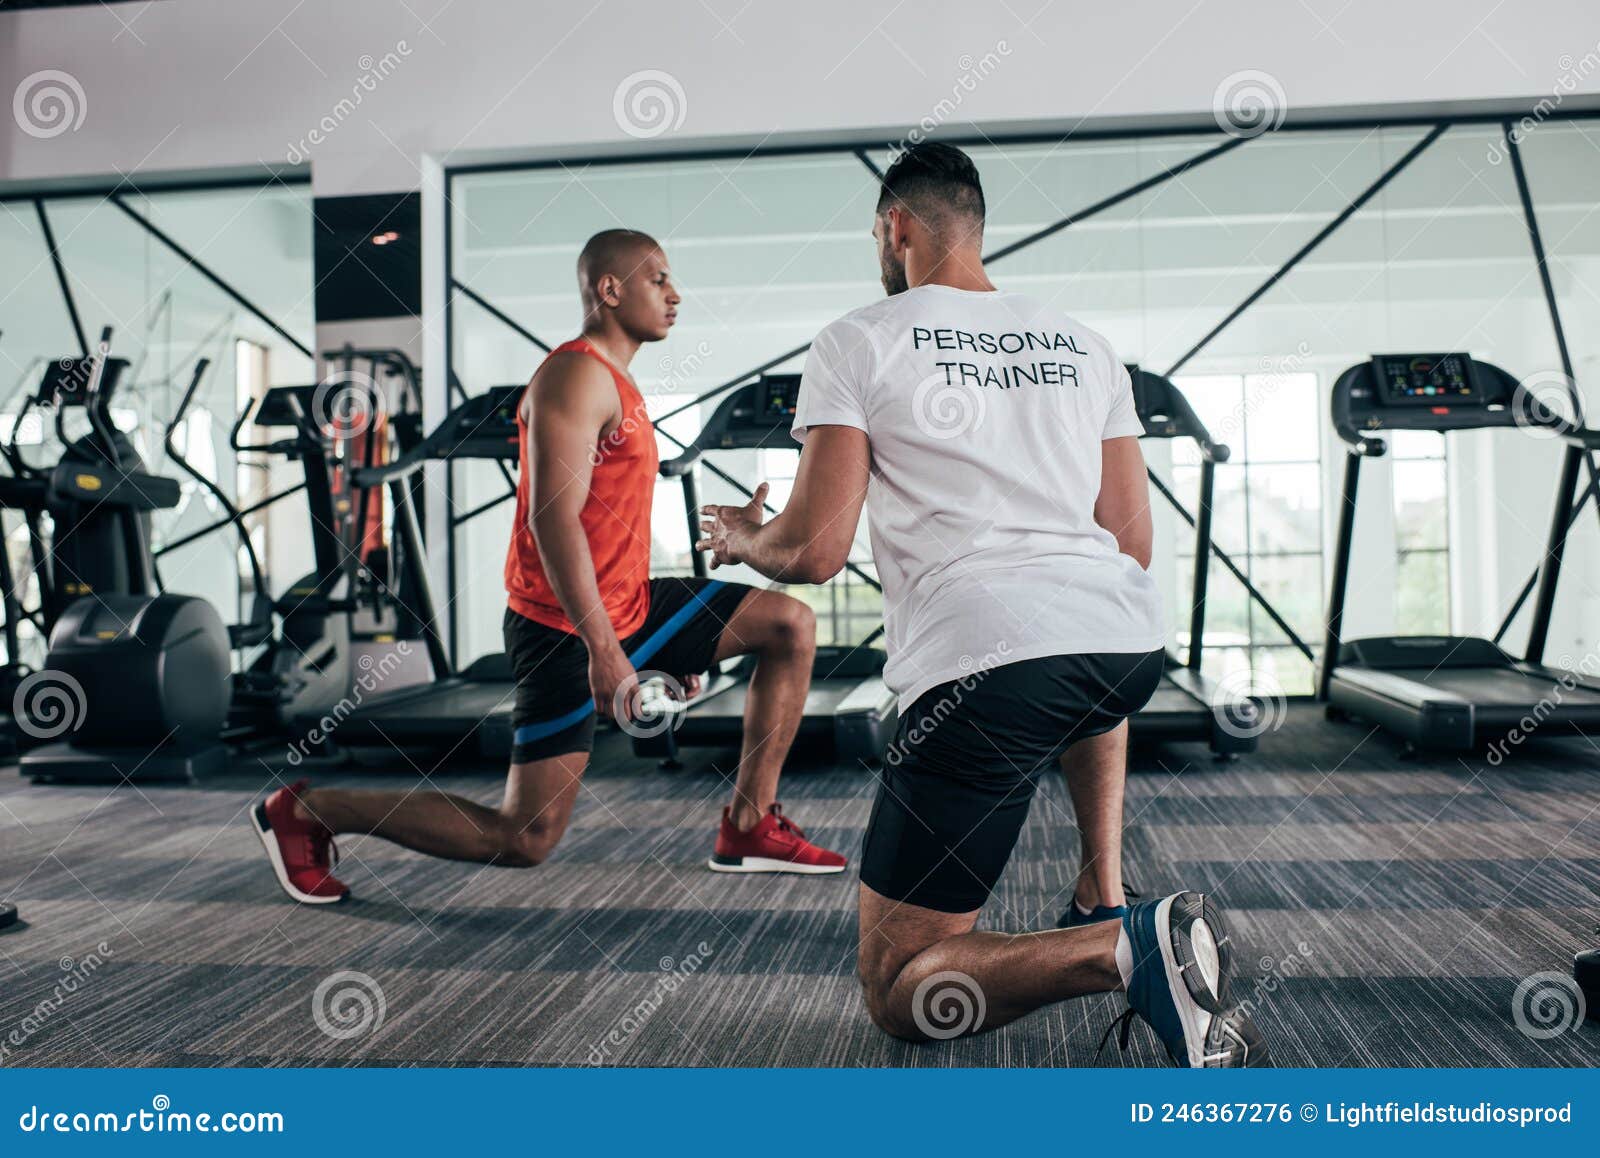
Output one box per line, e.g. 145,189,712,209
697,143,1266,1066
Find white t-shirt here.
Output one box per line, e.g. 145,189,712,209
793,284,1167,711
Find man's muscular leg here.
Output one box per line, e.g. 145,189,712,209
297,750,589,867
857,884,1122,1041
1061,722,1129,911
705,588,815,831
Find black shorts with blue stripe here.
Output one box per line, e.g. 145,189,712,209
504,577,754,763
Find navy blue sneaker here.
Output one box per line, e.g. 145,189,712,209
1057,886,1141,929
1106,890,1269,1067
1059,901,1127,928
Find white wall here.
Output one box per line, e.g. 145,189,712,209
5,0,1600,197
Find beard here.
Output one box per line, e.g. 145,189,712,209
879,251,908,297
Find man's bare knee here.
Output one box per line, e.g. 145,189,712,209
764,597,816,656
494,815,562,868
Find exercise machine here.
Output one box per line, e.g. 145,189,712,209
633,373,898,766
1319,353,1600,750
325,384,522,756
1127,368,1261,757
18,330,230,784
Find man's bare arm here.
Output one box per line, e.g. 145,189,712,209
697,425,870,584
1093,435,1154,569
526,354,624,654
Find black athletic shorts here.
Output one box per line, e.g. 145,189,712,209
860,649,1165,914
505,577,754,763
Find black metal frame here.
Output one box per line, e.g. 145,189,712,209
442,110,1600,677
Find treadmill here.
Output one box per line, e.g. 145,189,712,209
1319,353,1600,750
633,373,898,765
1127,368,1261,758
326,385,524,757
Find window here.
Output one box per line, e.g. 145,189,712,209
1170,370,1324,694
1390,429,1450,635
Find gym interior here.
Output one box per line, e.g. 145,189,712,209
1,0,1598,1077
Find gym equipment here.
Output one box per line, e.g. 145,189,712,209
1577,947,1599,1022
1319,353,1600,750
19,330,231,784
0,901,15,930
632,373,897,766
1126,368,1260,758
329,385,521,755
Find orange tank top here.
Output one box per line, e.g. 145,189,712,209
504,338,658,636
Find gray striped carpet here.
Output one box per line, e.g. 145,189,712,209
1,704,1597,1068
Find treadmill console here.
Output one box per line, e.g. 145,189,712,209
429,385,522,460
1371,354,1476,406
1331,353,1524,446
711,374,801,451
37,357,129,407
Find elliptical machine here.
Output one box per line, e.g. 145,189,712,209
18,329,230,785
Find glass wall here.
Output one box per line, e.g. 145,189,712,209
447,119,1600,685
0,180,315,670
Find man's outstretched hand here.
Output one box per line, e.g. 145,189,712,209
697,481,768,570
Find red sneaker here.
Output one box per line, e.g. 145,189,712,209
250,779,349,904
709,804,847,875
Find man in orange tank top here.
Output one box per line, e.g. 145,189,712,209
253,230,844,903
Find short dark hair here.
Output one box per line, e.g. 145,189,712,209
577,228,660,284
876,143,985,227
